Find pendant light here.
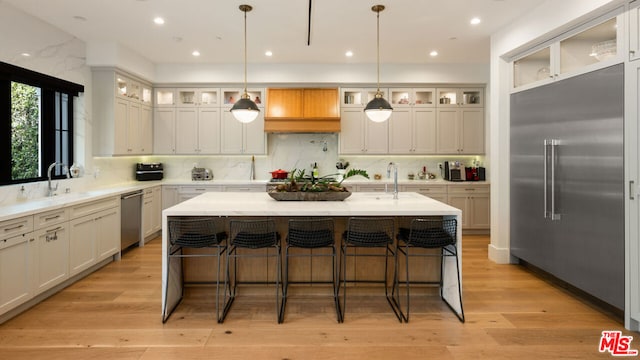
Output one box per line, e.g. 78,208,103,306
364,5,393,123
231,4,259,123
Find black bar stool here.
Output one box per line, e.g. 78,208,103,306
395,217,464,322
221,219,283,323
339,217,402,322
163,216,228,323
283,218,341,322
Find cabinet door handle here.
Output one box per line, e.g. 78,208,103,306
46,226,63,234
4,224,24,232
630,180,635,200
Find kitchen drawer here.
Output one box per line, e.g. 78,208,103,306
35,208,69,229
401,184,447,194
69,196,119,219
0,216,34,241
355,184,389,192
222,184,266,192
179,185,223,194
0,232,32,251
447,184,489,194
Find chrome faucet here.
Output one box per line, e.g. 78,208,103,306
47,162,69,197
387,162,398,200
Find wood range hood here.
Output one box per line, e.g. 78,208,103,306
264,88,341,132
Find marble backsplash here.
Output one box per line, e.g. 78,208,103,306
0,133,486,206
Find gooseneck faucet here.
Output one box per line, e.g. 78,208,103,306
47,162,69,197
387,162,398,200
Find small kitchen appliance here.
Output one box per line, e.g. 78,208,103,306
191,167,214,181
135,163,163,181
444,161,465,181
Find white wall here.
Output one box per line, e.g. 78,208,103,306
488,0,622,264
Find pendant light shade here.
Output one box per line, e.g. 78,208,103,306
231,4,259,123
365,5,392,123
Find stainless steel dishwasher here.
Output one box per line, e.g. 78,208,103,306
121,190,143,251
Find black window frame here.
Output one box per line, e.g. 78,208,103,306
0,61,84,185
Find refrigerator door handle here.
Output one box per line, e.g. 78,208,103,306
550,139,561,220
543,139,549,219
630,180,636,200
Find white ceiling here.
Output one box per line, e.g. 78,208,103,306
4,0,548,65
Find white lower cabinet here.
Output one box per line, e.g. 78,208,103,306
0,233,32,315
95,207,120,261
162,186,179,210
143,186,162,239
69,199,120,276
446,184,490,229
32,223,69,295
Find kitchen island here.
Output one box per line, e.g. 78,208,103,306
161,191,463,321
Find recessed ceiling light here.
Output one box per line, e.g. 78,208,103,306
153,17,165,25
21,53,31,57
265,50,273,57
192,50,200,57
345,51,353,57
430,50,438,57
470,17,481,25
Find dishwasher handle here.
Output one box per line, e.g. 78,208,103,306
121,191,143,200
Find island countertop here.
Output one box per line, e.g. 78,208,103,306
162,191,462,217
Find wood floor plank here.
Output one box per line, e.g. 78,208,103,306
0,235,631,359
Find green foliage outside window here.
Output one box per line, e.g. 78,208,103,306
11,82,40,180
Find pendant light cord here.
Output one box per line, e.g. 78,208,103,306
243,9,248,98
376,9,380,94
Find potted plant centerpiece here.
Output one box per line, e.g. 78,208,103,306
268,168,369,201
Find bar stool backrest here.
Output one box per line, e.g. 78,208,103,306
344,217,395,247
168,217,226,248
230,219,279,249
287,218,334,248
404,218,457,248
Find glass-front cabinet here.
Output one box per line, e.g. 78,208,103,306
436,88,483,107
155,88,175,107
512,11,621,91
176,88,220,107
341,88,387,108
389,88,435,107
222,88,264,108
513,47,552,88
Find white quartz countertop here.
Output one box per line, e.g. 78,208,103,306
0,181,162,222
163,191,462,217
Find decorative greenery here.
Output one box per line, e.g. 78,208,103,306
273,168,369,193
11,82,40,180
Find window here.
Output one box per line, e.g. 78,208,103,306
0,62,83,185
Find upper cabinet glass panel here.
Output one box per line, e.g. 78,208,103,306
560,17,617,75
513,47,551,88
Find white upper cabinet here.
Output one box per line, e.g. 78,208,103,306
436,88,483,108
512,10,622,91
155,88,176,107
93,69,153,156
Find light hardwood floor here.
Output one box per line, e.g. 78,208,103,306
0,235,632,359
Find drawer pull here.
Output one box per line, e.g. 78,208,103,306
45,215,61,221
4,224,24,232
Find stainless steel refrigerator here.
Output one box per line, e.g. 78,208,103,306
510,64,624,309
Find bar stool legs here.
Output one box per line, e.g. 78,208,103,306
338,217,402,322
395,218,464,323
282,218,341,323
220,219,284,323
162,216,228,323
